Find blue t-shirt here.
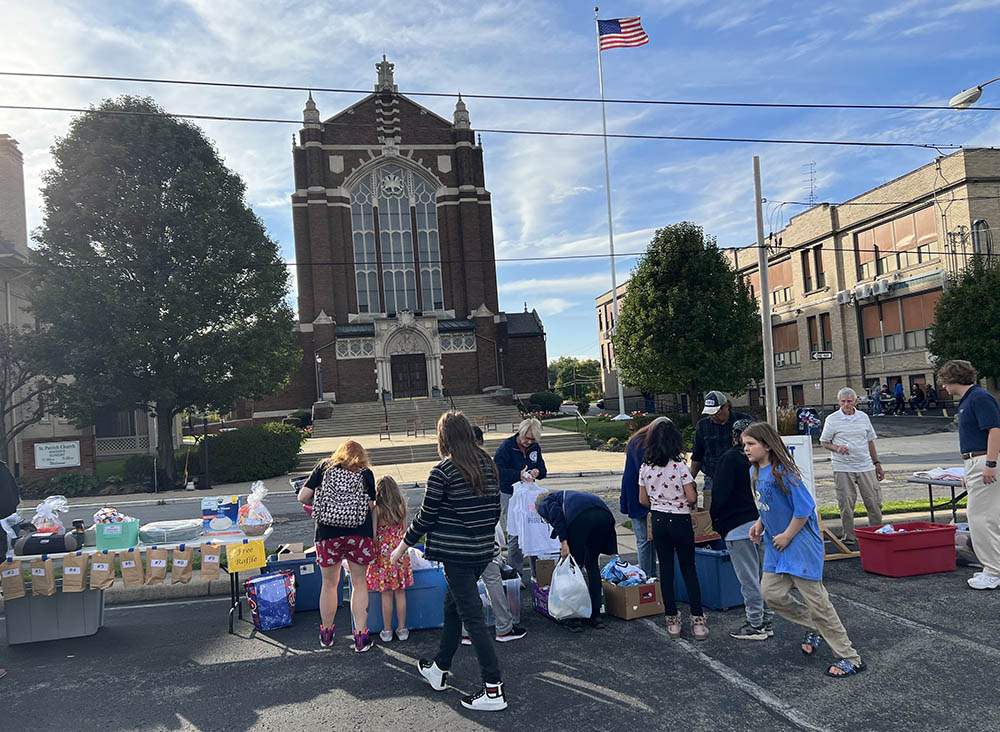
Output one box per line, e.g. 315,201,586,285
753,464,824,581
957,385,1000,455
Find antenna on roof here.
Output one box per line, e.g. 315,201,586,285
805,161,817,205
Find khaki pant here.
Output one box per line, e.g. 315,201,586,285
761,572,861,665
834,470,882,542
965,455,1000,578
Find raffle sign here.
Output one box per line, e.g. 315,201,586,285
34,441,81,469
225,540,266,572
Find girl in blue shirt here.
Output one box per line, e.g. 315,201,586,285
741,422,866,679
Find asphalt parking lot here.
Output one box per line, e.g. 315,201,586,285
3,546,998,732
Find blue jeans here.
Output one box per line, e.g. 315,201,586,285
726,537,773,627
631,514,657,579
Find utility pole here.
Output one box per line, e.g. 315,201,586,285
754,156,778,429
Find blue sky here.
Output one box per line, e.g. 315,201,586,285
3,0,1000,363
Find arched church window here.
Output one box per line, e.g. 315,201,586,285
348,165,444,314
972,219,992,258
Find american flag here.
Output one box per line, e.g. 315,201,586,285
597,17,649,50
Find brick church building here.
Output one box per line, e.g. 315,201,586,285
248,58,547,416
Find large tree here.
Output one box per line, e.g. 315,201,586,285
29,96,301,484
0,324,55,464
549,356,602,405
613,222,763,426
929,257,1000,378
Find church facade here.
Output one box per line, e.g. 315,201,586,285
249,58,548,414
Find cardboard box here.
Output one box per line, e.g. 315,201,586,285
202,496,242,536
691,510,720,543
532,579,554,619
275,542,307,561
602,580,665,620
534,558,556,587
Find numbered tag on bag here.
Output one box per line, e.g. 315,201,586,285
203,553,219,564
173,559,189,568
151,559,167,568
2,567,19,578
31,567,46,576
65,566,82,575
93,562,109,572
122,560,136,569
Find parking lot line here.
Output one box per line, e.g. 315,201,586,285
642,618,833,732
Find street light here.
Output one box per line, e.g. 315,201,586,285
314,354,324,402
949,76,1000,109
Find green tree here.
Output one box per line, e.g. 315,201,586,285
0,324,55,464
613,222,762,426
28,96,301,484
549,357,602,403
929,258,1000,377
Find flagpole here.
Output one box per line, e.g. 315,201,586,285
595,7,628,418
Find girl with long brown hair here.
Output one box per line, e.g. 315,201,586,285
389,410,507,712
741,422,866,678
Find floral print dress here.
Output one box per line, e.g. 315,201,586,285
366,523,414,591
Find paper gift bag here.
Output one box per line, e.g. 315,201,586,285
62,552,89,592
119,548,144,588
201,542,222,581
1,558,25,600
90,551,116,590
145,546,168,585
30,556,56,596
172,545,194,584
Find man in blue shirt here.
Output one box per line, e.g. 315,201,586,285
938,360,1000,590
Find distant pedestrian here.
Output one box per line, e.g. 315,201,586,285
742,422,867,678
869,383,883,416
937,360,1000,591
494,418,547,579
620,416,671,579
690,391,753,506
819,388,885,545
893,381,906,414
297,440,377,653
925,384,938,408
390,411,506,711
536,490,618,631
910,385,926,413
709,419,773,641
639,419,708,640
367,476,413,643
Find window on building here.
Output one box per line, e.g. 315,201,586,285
807,316,819,353
914,206,937,263
769,259,793,305
973,219,993,258
792,384,805,406
855,206,938,280
772,322,800,368
801,250,813,293
820,313,832,351
598,310,603,332
880,298,902,352
856,229,876,280
813,245,826,288
349,165,444,314
776,386,789,406
901,289,942,351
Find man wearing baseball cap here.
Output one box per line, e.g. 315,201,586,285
690,391,753,507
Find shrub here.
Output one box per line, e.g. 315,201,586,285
282,416,303,428
289,408,312,428
529,391,562,413
21,472,100,499
123,454,155,483
682,424,696,451
191,422,305,484
575,396,591,415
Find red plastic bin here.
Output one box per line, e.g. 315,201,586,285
856,522,957,577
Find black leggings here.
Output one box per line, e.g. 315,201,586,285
567,507,615,619
650,511,702,616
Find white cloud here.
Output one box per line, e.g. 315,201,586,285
497,272,613,294
533,297,574,316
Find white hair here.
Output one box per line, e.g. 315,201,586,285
837,387,858,401
517,417,542,442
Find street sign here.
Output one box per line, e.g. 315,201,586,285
810,351,833,360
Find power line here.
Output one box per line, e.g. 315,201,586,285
0,104,964,150
4,70,1000,113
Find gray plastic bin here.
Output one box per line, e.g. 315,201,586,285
4,581,105,645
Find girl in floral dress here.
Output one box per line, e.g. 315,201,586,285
368,476,414,642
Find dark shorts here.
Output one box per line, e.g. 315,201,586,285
316,535,376,567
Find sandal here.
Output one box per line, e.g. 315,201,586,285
826,658,866,678
801,631,825,656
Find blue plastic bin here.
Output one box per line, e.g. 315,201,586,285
265,556,341,612
672,547,745,610
366,565,448,632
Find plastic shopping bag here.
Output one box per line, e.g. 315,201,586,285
238,481,273,536
547,556,592,620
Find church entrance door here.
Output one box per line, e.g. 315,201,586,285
391,354,428,399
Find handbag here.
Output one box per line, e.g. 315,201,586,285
312,466,369,528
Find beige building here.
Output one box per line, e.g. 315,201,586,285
596,147,999,412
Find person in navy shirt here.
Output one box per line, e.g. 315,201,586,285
741,422,866,678
938,359,1000,590
494,418,547,577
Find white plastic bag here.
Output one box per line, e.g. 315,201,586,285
32,495,69,533
239,481,273,535
547,556,592,620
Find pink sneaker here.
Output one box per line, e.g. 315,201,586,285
319,624,335,648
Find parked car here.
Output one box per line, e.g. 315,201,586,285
559,401,581,415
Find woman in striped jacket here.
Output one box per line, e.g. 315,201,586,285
390,410,507,712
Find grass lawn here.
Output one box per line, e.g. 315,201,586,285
545,417,629,441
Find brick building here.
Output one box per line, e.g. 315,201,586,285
597,148,999,412
248,58,547,417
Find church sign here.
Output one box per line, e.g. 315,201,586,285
34,440,82,469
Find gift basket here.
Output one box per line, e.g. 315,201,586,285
93,506,140,550
32,495,69,534
238,481,273,536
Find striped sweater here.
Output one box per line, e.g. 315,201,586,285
403,456,501,566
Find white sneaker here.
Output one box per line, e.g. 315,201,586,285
396,628,409,641
379,630,393,642
417,659,448,691
461,682,508,711
968,572,1000,590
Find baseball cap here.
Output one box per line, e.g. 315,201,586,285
701,390,730,415
732,418,754,439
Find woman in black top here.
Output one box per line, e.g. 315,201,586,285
389,410,507,712
298,440,377,653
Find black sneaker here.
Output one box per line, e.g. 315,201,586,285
461,682,508,711
496,625,527,643
763,621,775,637
729,622,769,641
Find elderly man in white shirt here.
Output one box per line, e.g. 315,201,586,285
820,387,886,544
